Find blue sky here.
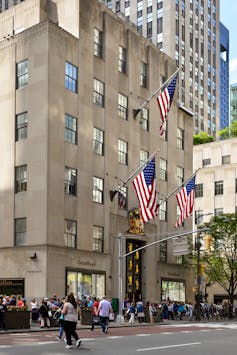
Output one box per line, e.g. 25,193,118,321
220,0,237,84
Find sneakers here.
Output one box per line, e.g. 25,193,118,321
65,345,73,349
105,326,108,334
56,336,61,341
76,339,81,348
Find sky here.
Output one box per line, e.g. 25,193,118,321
220,0,237,84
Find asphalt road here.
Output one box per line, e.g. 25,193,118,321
1,322,237,354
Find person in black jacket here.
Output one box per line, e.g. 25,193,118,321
38,298,50,328
0,297,7,330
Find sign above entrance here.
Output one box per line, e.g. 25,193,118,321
128,208,144,234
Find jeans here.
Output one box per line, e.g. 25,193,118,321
99,316,109,332
63,320,79,346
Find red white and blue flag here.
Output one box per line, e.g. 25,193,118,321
132,158,159,223
175,175,196,227
157,74,177,136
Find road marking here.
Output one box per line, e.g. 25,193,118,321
107,336,124,339
161,332,173,334
0,345,12,348
136,334,152,337
137,342,201,352
36,341,55,345
180,330,193,333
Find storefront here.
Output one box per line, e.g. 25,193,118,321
0,278,24,296
161,279,186,302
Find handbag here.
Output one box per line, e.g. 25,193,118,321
109,312,114,321
48,310,52,317
93,315,100,324
137,312,145,317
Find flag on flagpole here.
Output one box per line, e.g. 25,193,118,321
132,158,159,223
157,74,177,136
175,175,196,227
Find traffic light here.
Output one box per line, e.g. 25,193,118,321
204,234,213,251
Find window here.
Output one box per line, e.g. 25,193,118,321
140,62,147,88
177,166,184,186
202,158,211,167
141,107,149,131
65,114,77,144
159,200,167,221
93,177,104,203
93,128,104,155
118,46,127,73
159,158,167,181
140,149,148,166
16,59,28,89
15,218,26,246
65,61,78,93
93,226,104,252
147,21,152,38
65,167,77,196
94,28,103,58
15,165,27,192
160,241,167,262
215,181,223,195
118,139,128,165
222,155,230,165
118,186,127,210
177,128,184,149
118,93,128,119
195,183,203,198
93,78,105,107
64,220,77,248
16,112,27,141
215,208,223,216
195,210,204,224
236,179,237,193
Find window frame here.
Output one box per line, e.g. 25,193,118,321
93,78,105,107
93,127,104,156
141,107,149,131
118,93,128,120
16,59,28,89
92,225,104,252
15,165,27,193
93,176,104,204
140,61,147,88
118,138,128,165
16,112,28,141
215,180,223,196
195,183,203,198
65,113,77,145
65,61,78,93
64,167,77,196
15,217,26,246
94,28,103,58
64,219,77,248
159,158,167,181
118,46,127,74
177,127,184,149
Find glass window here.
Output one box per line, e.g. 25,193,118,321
93,226,104,252
177,166,184,186
222,155,230,165
159,158,167,181
140,62,147,88
66,271,105,300
215,181,223,195
93,176,104,203
15,218,26,246
159,200,167,221
94,28,103,58
195,210,204,224
65,167,77,196
140,149,148,166
65,114,77,144
118,186,127,210
202,158,211,167
214,208,223,216
177,128,184,149
160,241,167,262
141,107,149,131
118,46,127,73
118,139,128,165
16,60,28,89
93,79,105,107
161,280,185,302
147,21,152,38
93,128,104,155
64,220,77,248
118,93,128,120
16,112,27,141
15,165,27,193
65,61,78,93
195,183,203,198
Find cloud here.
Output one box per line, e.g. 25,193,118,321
230,57,237,84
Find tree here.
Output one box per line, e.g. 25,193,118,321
201,213,237,313
218,120,237,139
193,132,214,145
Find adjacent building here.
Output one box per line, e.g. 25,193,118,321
230,83,237,123
0,0,194,304
219,22,229,130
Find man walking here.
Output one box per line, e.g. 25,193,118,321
98,296,112,334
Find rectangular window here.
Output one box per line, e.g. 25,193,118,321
202,158,211,167
160,241,167,262
16,59,28,89
64,219,77,248
118,139,128,165
118,93,128,119
118,186,127,210
215,180,223,195
214,208,223,216
94,28,103,58
93,128,104,155
177,128,184,149
140,149,148,166
177,166,184,186
16,112,27,141
93,226,104,252
15,218,26,246
195,183,203,198
65,61,78,93
195,210,204,224
159,200,167,221
140,62,147,88
118,46,127,73
222,155,230,165
147,21,152,38
93,177,104,203
141,107,149,131
159,158,167,181
65,114,77,144
93,79,105,107
65,167,77,196
15,165,27,193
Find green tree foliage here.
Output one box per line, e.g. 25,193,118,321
193,132,214,145
201,213,237,306
218,121,237,139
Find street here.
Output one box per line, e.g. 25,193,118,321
1,322,237,354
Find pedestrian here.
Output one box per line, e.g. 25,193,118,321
90,297,100,331
62,293,81,349
55,298,66,341
126,302,136,325
38,298,50,328
0,297,7,330
136,300,145,323
98,296,113,334
30,298,39,322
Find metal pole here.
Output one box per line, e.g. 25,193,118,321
196,231,201,321
116,233,124,323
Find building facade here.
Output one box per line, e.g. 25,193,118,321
0,0,194,304
230,83,237,123
219,22,229,130
0,0,24,12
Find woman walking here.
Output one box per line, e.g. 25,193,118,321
62,293,81,349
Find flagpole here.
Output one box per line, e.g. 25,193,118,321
110,148,159,201
133,66,182,119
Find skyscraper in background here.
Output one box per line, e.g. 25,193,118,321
230,83,237,123
219,22,229,130
103,0,222,137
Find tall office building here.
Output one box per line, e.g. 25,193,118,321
219,22,229,130
0,0,194,302
230,83,237,123
103,0,220,137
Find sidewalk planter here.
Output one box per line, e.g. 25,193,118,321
80,309,93,325
144,309,161,323
5,310,31,329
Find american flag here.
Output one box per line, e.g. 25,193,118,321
118,190,127,209
157,74,177,136
132,158,159,223
175,175,196,227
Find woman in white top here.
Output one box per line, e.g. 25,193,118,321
62,293,81,349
